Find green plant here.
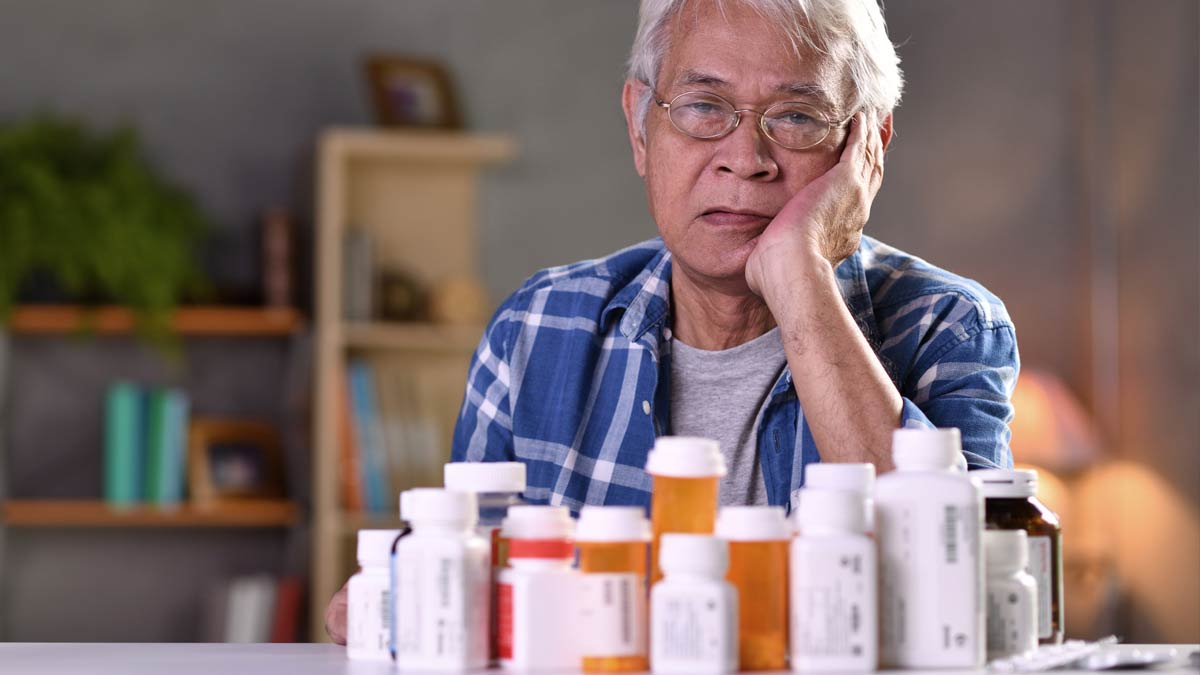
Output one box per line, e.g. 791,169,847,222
0,115,211,340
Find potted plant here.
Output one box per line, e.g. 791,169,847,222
0,115,211,342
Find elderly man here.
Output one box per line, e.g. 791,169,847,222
326,0,1017,642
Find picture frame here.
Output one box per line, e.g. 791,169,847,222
365,54,462,129
187,419,286,503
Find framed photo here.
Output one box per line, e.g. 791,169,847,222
188,419,286,503
366,55,462,129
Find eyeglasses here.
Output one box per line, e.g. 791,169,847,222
654,90,851,150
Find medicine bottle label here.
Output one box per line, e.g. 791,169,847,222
394,550,472,662
879,501,981,659
1027,535,1052,639
496,580,513,660
654,594,730,661
987,582,1035,657
347,583,390,657
579,573,647,657
792,549,870,658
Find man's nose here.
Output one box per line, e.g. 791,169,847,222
714,113,779,181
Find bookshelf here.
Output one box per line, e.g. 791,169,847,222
0,302,309,641
311,128,515,641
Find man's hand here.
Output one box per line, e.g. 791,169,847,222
745,111,887,302
325,581,349,645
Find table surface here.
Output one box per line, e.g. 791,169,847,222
0,643,1195,675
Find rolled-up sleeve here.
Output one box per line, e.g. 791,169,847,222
899,323,1019,470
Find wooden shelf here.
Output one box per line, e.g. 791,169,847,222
8,305,304,337
338,511,403,534
342,321,483,352
1,499,300,528
320,128,516,165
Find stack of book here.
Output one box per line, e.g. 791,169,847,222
340,359,449,514
202,574,304,643
103,382,190,507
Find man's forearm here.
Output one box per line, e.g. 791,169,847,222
764,250,902,474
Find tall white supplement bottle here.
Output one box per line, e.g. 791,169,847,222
876,428,984,668
790,488,877,672
984,529,1038,660
393,488,491,672
347,529,402,661
650,534,738,674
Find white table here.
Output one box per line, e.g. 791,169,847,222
0,643,1194,675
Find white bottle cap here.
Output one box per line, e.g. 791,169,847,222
659,534,728,578
714,506,790,541
399,488,477,528
794,488,867,536
984,528,1029,573
356,529,402,566
975,468,1038,498
892,427,963,470
804,462,875,494
644,436,727,478
443,461,526,493
575,506,651,543
500,504,575,540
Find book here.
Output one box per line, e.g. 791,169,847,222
347,361,391,513
374,360,412,500
103,381,143,506
343,229,374,322
269,576,304,643
143,389,170,503
338,375,365,512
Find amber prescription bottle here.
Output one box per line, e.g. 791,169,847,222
976,468,1064,645
644,436,726,584
715,506,790,671
576,506,652,672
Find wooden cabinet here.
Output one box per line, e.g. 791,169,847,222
310,128,515,640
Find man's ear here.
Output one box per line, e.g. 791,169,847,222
879,112,895,152
621,78,648,177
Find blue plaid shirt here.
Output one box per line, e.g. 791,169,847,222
451,236,1018,513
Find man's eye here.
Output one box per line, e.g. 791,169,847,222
777,112,815,126
683,102,722,115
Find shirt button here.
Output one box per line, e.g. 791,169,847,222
643,400,651,415
663,327,673,340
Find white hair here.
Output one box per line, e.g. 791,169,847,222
627,0,904,138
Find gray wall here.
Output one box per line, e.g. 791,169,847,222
0,0,1195,642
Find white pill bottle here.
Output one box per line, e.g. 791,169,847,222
876,428,985,669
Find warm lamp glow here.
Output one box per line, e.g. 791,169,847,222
1009,370,1103,473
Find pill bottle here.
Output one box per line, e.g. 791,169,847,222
714,506,789,671
497,505,581,671
347,529,402,661
444,461,528,663
802,462,876,535
984,529,1039,660
790,488,877,672
976,468,1064,645
393,488,491,672
876,428,984,668
576,505,652,673
444,461,528,567
650,533,738,675
644,436,726,584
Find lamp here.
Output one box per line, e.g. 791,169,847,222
1009,369,1103,474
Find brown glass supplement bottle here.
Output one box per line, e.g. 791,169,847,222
976,469,1064,645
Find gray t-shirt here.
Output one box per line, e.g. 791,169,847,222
669,327,788,506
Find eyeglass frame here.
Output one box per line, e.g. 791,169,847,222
652,89,854,150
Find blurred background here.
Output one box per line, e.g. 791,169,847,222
0,0,1195,646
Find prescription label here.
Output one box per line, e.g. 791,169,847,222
579,573,647,657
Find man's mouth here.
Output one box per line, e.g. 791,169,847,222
700,208,774,227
